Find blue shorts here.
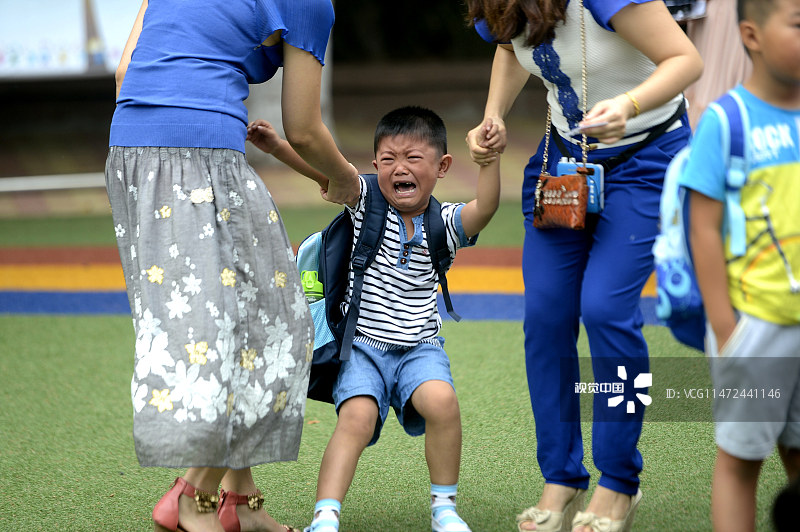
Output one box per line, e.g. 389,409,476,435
332,336,454,446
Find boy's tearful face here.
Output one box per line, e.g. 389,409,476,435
373,134,452,218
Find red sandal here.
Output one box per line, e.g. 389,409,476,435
218,488,300,532
153,477,220,532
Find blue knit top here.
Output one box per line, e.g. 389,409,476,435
109,0,334,153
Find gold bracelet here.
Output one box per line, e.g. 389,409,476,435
624,91,641,117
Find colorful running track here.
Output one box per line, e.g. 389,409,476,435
0,245,661,323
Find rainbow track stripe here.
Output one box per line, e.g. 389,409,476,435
0,246,661,322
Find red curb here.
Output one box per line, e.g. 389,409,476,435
0,245,521,266
0,246,122,265
452,247,522,267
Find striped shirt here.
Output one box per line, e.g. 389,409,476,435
344,176,476,346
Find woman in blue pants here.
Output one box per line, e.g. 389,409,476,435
466,1,702,531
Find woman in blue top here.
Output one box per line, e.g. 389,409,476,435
107,1,358,531
466,1,702,531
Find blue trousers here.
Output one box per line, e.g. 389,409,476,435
521,117,690,495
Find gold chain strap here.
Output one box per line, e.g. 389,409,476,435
539,0,588,176
541,106,552,174
579,0,588,164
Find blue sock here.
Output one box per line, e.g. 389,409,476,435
431,483,458,507
305,499,340,532
431,483,470,531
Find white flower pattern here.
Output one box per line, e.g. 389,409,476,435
109,146,313,469
282,364,309,420
132,380,148,413
262,328,296,386
163,360,200,411
134,313,175,380
183,273,202,296
291,288,308,320
238,381,274,428
240,279,258,302
166,288,191,319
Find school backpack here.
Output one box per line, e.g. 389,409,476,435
296,174,461,404
653,91,750,351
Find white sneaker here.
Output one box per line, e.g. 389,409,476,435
432,507,471,532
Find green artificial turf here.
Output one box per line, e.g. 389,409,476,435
0,205,788,530
0,215,118,247
0,199,525,248
0,318,787,531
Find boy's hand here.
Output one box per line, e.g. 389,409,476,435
466,117,505,166
711,314,739,354
246,119,282,154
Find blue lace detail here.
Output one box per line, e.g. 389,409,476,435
531,41,582,130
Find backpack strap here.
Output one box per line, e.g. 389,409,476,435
708,91,749,257
424,197,461,322
339,174,388,360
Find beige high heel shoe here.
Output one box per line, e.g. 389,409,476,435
571,489,642,532
516,488,587,532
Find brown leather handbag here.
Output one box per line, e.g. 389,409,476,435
533,167,590,230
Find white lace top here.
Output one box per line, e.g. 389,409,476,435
511,0,684,141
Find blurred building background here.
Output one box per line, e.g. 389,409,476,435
0,1,546,216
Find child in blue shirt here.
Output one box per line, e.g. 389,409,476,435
678,0,800,530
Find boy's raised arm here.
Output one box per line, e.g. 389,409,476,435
459,156,501,238
247,119,329,190
689,190,738,349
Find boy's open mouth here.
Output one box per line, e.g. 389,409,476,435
394,181,416,194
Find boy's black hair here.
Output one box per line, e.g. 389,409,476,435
373,106,447,156
738,0,775,23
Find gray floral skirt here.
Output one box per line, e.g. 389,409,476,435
105,147,313,469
